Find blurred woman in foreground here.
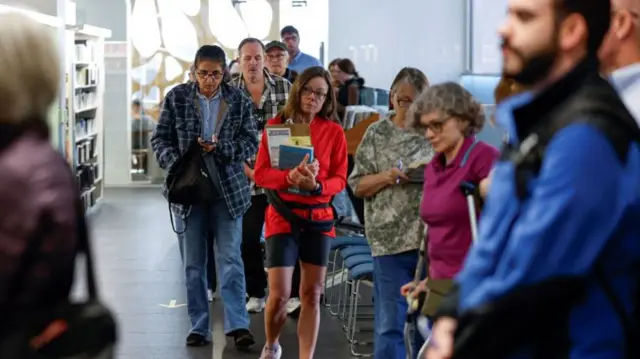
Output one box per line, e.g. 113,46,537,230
0,12,79,355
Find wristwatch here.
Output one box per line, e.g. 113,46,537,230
310,181,323,196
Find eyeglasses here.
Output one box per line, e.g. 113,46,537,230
420,116,452,133
396,98,413,109
267,54,285,61
301,87,327,100
282,35,298,42
196,70,224,80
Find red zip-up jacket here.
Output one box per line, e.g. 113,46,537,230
254,116,348,238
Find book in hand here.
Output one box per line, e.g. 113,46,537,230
277,144,314,170
278,144,314,196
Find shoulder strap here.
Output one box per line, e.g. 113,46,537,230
459,139,479,168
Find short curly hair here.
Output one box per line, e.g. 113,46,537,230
407,82,485,136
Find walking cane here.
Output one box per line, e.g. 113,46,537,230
404,233,427,359
459,181,480,243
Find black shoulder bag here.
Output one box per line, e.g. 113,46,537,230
165,139,217,233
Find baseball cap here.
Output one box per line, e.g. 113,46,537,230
265,40,287,52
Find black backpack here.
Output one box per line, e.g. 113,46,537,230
503,81,640,358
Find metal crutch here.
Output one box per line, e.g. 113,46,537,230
459,181,480,243
404,233,428,359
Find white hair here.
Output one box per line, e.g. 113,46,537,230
0,12,60,123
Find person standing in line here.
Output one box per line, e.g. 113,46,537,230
280,25,322,73
228,38,292,314
187,63,218,302
254,66,348,359
427,1,640,358
599,0,640,120
151,45,257,348
349,67,432,359
265,40,299,84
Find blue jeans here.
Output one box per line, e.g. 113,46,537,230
332,189,354,219
373,250,424,359
174,200,250,337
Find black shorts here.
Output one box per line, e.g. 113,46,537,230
265,231,332,268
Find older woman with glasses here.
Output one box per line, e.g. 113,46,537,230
401,82,499,301
349,67,432,359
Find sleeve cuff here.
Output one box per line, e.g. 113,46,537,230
310,181,323,196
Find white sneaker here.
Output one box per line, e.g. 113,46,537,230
259,344,282,359
207,289,216,302
246,297,265,313
285,298,301,315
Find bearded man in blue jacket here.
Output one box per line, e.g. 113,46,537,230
427,0,640,358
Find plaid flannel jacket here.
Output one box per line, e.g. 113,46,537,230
228,69,291,195
150,81,258,219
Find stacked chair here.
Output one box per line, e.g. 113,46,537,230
326,213,375,357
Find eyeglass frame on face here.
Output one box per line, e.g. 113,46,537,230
420,116,454,134
196,70,224,80
301,86,327,101
266,53,286,62
281,34,298,43
394,93,414,109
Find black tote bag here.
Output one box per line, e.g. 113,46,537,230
166,139,217,206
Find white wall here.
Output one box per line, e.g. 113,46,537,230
0,0,58,16
471,0,507,74
328,0,466,90
279,0,329,63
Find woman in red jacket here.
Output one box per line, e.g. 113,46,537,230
254,66,348,359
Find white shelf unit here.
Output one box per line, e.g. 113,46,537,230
67,25,111,213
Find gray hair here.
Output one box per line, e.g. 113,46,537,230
407,82,485,136
0,12,60,123
390,67,429,94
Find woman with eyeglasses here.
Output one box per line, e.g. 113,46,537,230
254,66,347,359
401,82,499,308
349,67,433,359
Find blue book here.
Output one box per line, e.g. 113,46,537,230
277,144,314,170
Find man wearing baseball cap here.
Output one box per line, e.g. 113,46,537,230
265,40,298,84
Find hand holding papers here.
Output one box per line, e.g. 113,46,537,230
286,154,318,191
265,123,314,170
266,123,316,195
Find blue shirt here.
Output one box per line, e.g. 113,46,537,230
197,90,222,140
288,51,322,73
197,89,224,198
610,63,640,124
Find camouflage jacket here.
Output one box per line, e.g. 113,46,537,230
348,114,434,256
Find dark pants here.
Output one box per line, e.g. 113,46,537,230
242,195,269,298
241,194,302,298
206,231,217,291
